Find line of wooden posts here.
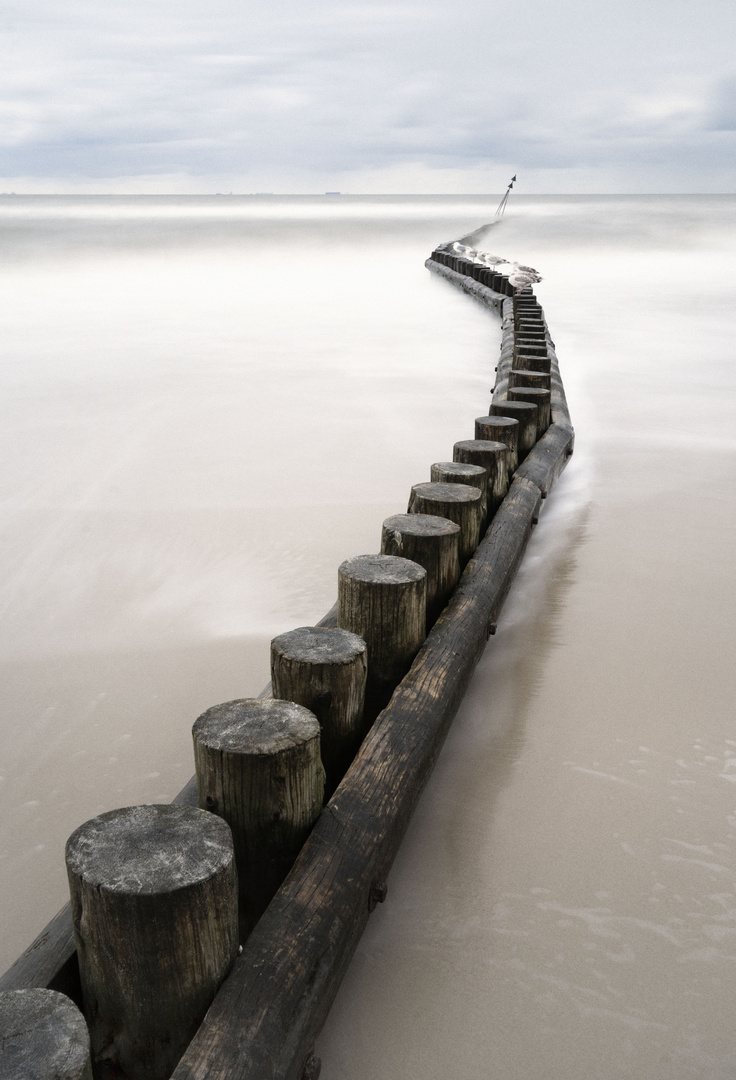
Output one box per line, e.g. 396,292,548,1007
0,244,574,1080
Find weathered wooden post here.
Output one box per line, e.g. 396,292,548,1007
508,386,551,434
407,482,482,566
192,698,325,937
474,415,519,475
513,339,547,358
65,804,238,1080
381,512,461,629
271,627,367,799
429,461,488,527
509,369,552,391
513,352,552,373
452,439,509,519
489,400,538,460
338,554,426,717
513,295,539,310
0,989,92,1080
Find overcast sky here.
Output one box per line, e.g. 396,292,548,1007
2,0,736,193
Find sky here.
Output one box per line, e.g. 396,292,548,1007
2,0,736,194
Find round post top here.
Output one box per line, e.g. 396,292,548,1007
382,512,461,537
271,626,367,664
338,553,426,585
0,989,91,1080
409,482,482,504
65,804,234,895
193,698,321,756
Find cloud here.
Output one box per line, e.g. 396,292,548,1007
2,0,736,191
708,74,736,131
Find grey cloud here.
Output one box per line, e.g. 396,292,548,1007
708,76,736,131
2,0,736,188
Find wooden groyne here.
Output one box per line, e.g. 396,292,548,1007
1,241,574,1080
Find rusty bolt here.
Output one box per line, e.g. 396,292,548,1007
302,1054,321,1080
368,880,388,912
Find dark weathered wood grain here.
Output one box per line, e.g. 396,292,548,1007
452,439,509,518
193,699,325,938
429,461,488,503
508,423,575,497
0,903,81,1000
0,988,92,1080
508,386,552,435
407,482,483,567
271,627,367,800
473,415,519,476
489,400,538,459
381,513,461,631
513,353,552,373
66,804,239,1080
338,554,427,718
509,368,552,391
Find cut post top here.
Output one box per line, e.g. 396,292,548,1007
338,553,426,586
430,461,487,483
454,438,507,456
489,400,537,421
65,804,234,895
474,415,518,431
271,626,366,666
409,481,482,505
193,698,320,756
0,989,91,1080
381,512,461,538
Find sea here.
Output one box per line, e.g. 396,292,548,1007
1,194,735,1079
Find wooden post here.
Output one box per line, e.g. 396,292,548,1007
271,627,367,800
338,554,426,718
513,339,547,357
509,369,552,391
381,512,461,630
0,989,92,1080
192,698,325,938
514,307,542,322
65,804,238,1080
429,461,488,528
513,353,552,373
473,415,519,476
407,482,482,567
508,386,551,434
452,439,509,519
489,400,538,460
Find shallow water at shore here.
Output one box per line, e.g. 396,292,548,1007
2,195,736,1078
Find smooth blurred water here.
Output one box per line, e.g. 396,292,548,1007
1,195,735,1078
